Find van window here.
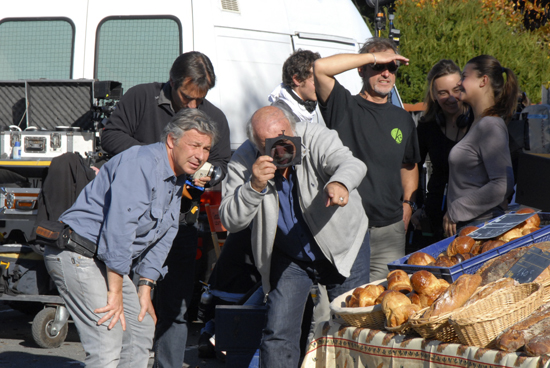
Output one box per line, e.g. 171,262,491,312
95,17,182,92
0,18,74,80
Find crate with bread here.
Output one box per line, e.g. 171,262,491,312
388,208,550,282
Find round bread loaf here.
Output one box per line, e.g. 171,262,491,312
407,252,436,266
447,236,475,256
358,284,386,307
458,226,479,237
434,255,456,268
381,290,421,327
480,240,505,254
387,269,413,293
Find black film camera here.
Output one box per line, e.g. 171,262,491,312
264,131,301,168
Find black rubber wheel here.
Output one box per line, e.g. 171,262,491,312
31,307,68,348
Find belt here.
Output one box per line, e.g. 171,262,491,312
65,228,97,258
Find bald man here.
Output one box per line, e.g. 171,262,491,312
219,106,370,368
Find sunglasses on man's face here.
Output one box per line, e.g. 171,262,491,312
369,61,399,73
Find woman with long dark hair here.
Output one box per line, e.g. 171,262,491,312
411,59,471,242
443,55,517,236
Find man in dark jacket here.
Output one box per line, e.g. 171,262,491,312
101,51,231,368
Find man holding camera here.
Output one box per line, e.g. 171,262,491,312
314,38,420,282
44,109,217,368
101,51,231,368
219,106,370,368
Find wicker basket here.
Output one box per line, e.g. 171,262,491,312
539,278,550,303
330,279,387,330
409,307,459,342
449,283,543,348
385,320,416,335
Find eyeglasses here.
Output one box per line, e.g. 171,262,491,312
369,62,399,73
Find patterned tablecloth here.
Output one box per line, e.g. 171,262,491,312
302,321,550,368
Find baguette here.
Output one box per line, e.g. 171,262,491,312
422,274,481,318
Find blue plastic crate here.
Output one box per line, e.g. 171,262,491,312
388,213,550,283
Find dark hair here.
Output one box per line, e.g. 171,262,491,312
422,59,462,125
466,55,519,123
169,51,216,91
281,49,321,87
359,38,398,55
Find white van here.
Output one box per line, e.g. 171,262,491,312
0,0,383,248
1,0,377,150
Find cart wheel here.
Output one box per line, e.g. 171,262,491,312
32,307,68,348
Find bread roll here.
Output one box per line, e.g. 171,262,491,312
375,289,393,305
523,227,540,236
381,290,421,327
480,240,505,254
407,252,436,266
454,253,474,263
346,287,363,307
408,292,421,307
410,270,449,308
516,208,540,229
470,240,485,255
498,227,523,243
434,255,456,268
447,236,475,256
358,284,385,307
387,269,412,293
422,274,482,318
458,226,479,237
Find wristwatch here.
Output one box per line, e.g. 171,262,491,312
137,279,156,289
403,200,418,213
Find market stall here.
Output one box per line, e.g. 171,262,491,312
302,321,549,368
301,210,550,368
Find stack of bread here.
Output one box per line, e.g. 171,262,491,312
406,208,541,268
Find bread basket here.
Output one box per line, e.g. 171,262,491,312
384,320,415,335
329,279,387,330
409,307,459,342
449,282,543,347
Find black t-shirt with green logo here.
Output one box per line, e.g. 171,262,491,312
320,80,420,227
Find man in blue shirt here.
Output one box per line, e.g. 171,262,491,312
44,108,217,368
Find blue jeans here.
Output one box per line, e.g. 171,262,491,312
44,246,155,368
153,224,198,368
260,233,370,368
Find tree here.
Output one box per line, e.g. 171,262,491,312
354,0,550,103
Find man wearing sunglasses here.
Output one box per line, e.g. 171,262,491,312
314,38,421,283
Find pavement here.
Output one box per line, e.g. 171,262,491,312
0,301,226,368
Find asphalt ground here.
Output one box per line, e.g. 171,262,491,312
0,301,226,368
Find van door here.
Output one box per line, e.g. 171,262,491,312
211,27,294,149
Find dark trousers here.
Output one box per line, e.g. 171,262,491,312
260,232,370,368
153,224,198,368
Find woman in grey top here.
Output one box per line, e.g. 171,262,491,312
443,55,518,236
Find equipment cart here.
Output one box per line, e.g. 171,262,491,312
0,79,120,348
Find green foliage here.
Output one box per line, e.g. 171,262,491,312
386,0,550,104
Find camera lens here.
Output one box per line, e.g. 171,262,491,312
270,139,296,167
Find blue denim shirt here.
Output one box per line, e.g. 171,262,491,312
59,142,185,281
273,168,322,262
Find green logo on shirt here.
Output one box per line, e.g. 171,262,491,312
391,128,403,144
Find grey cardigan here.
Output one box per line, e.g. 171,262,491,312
219,122,369,293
